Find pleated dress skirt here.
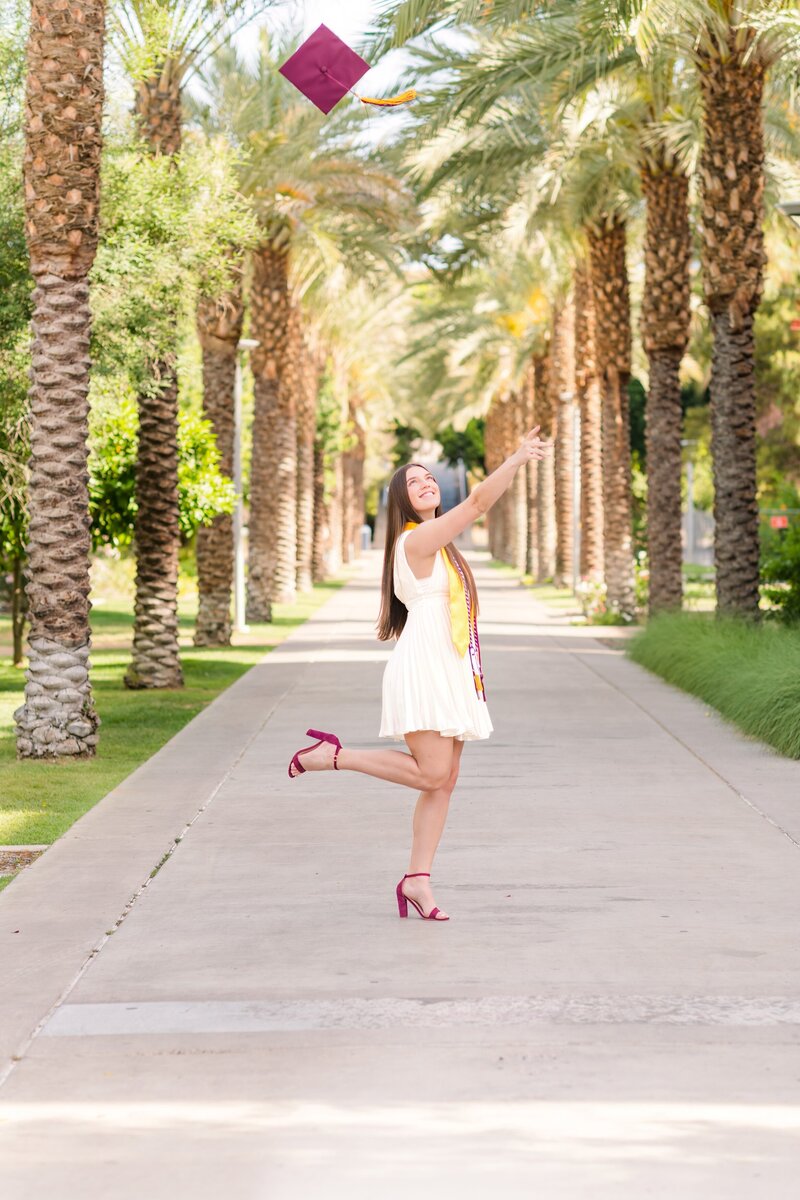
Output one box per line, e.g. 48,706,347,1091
379,532,493,743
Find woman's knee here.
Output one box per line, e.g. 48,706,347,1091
419,765,452,791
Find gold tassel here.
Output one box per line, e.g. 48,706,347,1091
358,89,417,107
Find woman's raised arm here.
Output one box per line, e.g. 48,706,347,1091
406,426,551,560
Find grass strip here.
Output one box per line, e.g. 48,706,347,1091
0,579,344,856
487,559,581,613
627,611,800,759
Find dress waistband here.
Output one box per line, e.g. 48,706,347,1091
406,592,448,608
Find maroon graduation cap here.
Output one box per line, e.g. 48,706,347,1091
279,24,416,114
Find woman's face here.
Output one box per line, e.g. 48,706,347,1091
405,466,440,517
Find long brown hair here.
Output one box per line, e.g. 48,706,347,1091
376,462,480,641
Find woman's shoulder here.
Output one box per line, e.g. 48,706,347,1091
394,529,412,555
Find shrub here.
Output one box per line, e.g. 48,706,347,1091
761,523,800,624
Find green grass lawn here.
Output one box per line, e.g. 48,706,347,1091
0,571,344,887
627,611,800,759
488,559,582,614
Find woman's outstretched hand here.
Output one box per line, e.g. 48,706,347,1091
512,426,551,467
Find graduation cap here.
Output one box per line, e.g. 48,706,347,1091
278,24,416,114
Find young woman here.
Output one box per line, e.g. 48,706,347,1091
288,425,550,921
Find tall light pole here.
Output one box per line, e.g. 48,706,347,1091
233,338,258,635
778,200,800,227
681,438,698,564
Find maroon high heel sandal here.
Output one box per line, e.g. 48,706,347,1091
396,872,449,921
288,728,341,778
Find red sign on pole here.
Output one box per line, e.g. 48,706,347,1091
770,515,789,529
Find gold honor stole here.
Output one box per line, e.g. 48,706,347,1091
403,522,486,700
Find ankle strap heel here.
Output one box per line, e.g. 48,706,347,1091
396,872,448,921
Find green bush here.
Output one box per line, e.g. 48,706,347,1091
88,394,235,548
761,522,800,624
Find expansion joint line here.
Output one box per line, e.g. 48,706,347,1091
571,641,800,852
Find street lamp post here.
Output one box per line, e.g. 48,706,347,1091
681,438,698,564
233,338,259,635
778,200,800,227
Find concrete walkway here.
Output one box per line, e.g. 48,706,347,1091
2,551,800,1199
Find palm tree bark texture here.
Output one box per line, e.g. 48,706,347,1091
15,0,104,757
247,242,295,621
125,59,183,689
588,218,636,618
295,326,317,592
312,439,328,583
552,298,576,588
698,33,766,618
483,399,505,560
341,397,362,565
536,351,557,583
523,360,539,579
494,393,520,566
574,263,604,582
133,60,182,157
194,278,244,645
640,157,692,615
509,390,528,572
352,410,367,557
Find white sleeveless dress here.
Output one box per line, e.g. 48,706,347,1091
379,531,494,742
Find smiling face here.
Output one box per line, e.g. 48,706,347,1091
405,465,441,518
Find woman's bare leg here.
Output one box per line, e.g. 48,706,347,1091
291,729,454,792
403,737,464,920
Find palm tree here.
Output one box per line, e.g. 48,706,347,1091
247,241,293,618
641,156,691,611
551,296,576,587
535,348,557,581
588,215,636,616
687,6,786,617
472,0,798,615
15,1,104,757
296,328,320,592
196,35,412,620
574,260,604,580
194,268,244,645
111,1,272,684
522,358,540,578
389,23,640,609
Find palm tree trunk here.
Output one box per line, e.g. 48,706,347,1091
509,390,527,571
352,412,366,558
15,0,104,756
296,332,317,592
484,400,499,558
698,35,766,618
524,359,540,578
194,279,244,645
312,441,328,582
588,219,635,618
12,555,25,668
536,354,557,581
126,60,184,688
552,299,576,588
328,453,344,575
641,163,692,614
125,370,183,688
133,64,182,156
574,263,603,581
498,394,518,564
247,242,293,621
710,311,760,612
342,444,356,564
